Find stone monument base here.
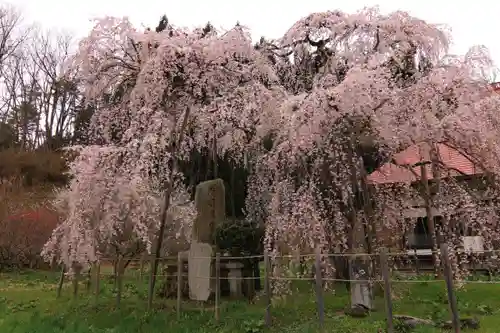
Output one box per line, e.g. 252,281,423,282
188,242,214,301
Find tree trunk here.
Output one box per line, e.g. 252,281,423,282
347,136,372,310
360,160,378,277
212,127,218,178
147,185,174,310
230,166,236,217
420,164,440,278
113,259,118,290
430,143,442,244
430,143,443,276
147,107,191,310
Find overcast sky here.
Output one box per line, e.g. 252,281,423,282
9,0,500,67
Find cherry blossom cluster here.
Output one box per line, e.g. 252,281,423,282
43,7,500,283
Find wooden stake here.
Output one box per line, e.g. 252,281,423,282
72,265,81,299
139,256,145,281
420,163,440,278
116,256,124,308
380,248,394,333
314,247,325,329
441,244,461,333
94,262,101,303
57,265,65,298
263,251,271,327
215,253,221,321
176,252,182,320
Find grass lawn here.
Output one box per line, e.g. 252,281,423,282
1,269,500,332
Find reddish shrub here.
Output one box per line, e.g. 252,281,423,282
0,207,59,270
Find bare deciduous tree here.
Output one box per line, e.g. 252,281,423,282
30,29,80,149
0,5,30,122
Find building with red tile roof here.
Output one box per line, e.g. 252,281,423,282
367,142,480,185
366,82,500,255
368,82,500,185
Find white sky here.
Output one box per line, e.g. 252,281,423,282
7,0,500,67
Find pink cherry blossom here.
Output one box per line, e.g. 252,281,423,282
44,8,500,285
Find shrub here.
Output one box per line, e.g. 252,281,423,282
0,149,68,187
0,207,59,270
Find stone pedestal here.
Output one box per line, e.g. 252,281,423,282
226,262,244,298
349,256,373,309
188,242,213,301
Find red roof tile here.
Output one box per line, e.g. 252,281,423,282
6,207,59,223
367,142,481,184
368,83,500,184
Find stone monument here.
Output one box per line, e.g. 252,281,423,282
188,179,225,301
349,214,373,310
349,256,372,309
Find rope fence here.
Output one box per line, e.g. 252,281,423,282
88,247,500,262
53,245,500,333
56,268,500,284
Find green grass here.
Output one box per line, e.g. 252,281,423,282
1,269,500,332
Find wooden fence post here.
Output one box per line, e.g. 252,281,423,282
440,244,461,333
72,265,81,299
116,256,124,308
314,247,325,329
57,265,65,298
85,265,92,292
380,248,394,333
94,262,101,303
263,251,272,327
215,253,221,321
414,249,420,275
176,252,182,320
470,252,477,277
139,256,145,281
